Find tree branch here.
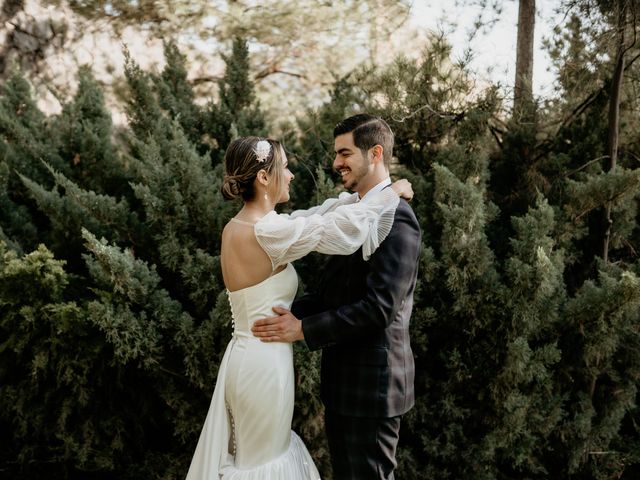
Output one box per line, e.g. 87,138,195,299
564,156,610,178
191,75,222,86
254,67,306,81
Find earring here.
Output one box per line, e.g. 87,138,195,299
264,191,269,201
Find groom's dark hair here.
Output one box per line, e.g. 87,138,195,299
334,114,394,167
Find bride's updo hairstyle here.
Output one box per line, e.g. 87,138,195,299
221,136,286,202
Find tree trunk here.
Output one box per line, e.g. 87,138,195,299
513,0,536,121
602,1,627,264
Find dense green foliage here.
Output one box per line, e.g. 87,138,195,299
1,16,640,480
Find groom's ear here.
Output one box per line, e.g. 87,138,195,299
370,144,384,164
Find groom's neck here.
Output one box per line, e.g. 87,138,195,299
355,169,389,197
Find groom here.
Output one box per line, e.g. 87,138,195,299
252,114,421,479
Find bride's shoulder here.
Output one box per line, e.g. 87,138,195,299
254,210,316,244
222,219,259,244
256,210,286,225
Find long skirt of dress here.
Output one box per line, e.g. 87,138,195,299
185,333,320,479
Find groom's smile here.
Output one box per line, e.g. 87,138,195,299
333,132,371,193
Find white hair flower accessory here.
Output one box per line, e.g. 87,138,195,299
254,140,271,163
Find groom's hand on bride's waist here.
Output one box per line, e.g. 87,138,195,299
251,306,304,343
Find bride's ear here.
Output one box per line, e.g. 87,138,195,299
256,169,269,186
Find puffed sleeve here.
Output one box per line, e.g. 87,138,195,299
287,191,357,219
254,188,399,269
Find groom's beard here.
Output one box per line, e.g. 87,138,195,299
339,158,370,192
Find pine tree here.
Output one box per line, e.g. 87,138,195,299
16,66,143,274
0,71,66,252
0,241,127,475
155,40,204,151
202,37,267,163
0,71,68,186
485,196,565,477
50,66,131,197
19,163,141,271
557,262,640,478
0,161,35,253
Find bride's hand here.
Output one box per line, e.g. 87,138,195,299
391,179,413,201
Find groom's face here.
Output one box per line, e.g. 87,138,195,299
333,132,371,193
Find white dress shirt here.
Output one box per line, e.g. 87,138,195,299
359,177,392,203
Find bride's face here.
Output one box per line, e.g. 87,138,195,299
274,153,294,204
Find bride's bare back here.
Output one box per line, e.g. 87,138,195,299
220,219,285,292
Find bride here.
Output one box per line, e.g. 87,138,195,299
186,136,410,479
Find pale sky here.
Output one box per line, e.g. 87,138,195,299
410,0,563,98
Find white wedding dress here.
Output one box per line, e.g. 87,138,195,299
186,188,399,480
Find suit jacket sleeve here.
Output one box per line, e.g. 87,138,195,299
291,292,325,319
301,201,422,350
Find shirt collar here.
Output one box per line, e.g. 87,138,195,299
359,177,392,203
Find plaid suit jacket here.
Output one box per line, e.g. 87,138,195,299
295,198,421,418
